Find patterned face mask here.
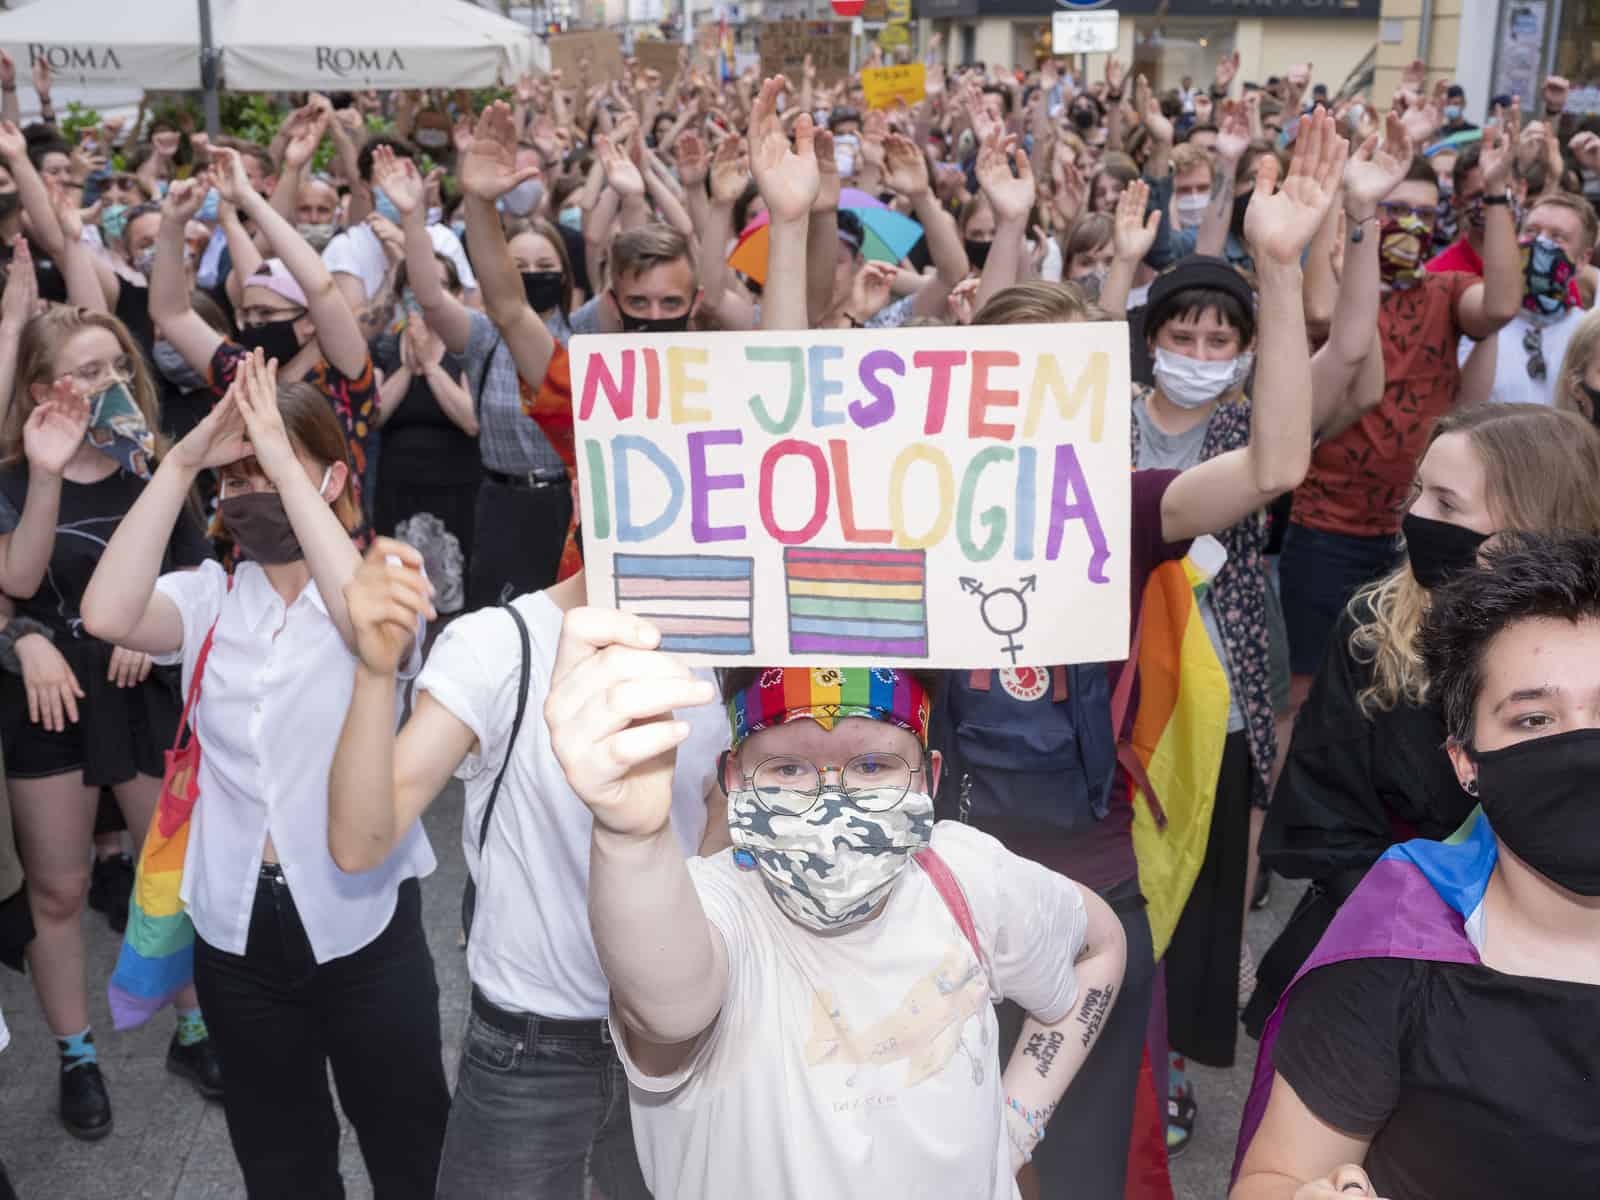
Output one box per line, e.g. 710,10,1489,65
85,379,155,479
1379,212,1434,289
1521,234,1576,320
728,787,934,932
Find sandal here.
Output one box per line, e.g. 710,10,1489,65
1167,1087,1198,1159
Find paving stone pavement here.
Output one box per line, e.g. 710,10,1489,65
0,779,1298,1199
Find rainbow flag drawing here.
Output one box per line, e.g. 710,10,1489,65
784,547,929,656
614,554,754,654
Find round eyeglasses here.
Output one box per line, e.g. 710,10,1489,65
739,752,924,817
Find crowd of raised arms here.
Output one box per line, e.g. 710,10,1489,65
0,33,1597,1200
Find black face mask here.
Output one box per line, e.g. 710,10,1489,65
1471,728,1600,895
611,290,691,334
1402,512,1490,590
219,492,304,564
522,270,564,314
1230,191,1252,239
964,238,992,270
1071,108,1097,132
237,317,304,367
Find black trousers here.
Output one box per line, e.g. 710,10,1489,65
466,475,572,611
193,872,450,1199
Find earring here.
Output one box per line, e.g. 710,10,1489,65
1465,778,1479,796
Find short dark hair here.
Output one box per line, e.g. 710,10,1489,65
1183,122,1219,143
1453,145,1482,195
1146,283,1256,347
26,139,70,171
1405,154,1439,188
1421,531,1600,745
359,135,416,184
982,84,1015,116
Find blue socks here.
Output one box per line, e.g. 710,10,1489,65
57,1026,97,1071
175,1006,207,1047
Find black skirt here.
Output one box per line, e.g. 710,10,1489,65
1164,730,1251,1068
0,636,181,786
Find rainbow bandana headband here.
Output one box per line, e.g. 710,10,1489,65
728,667,931,748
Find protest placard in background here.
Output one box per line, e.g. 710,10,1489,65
634,39,681,84
571,326,1133,669
862,64,926,109
549,30,623,81
759,20,852,86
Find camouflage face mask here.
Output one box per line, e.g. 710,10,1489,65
728,787,934,932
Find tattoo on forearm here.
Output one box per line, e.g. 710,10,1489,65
1211,172,1234,219
1074,984,1114,1048
1021,1030,1065,1078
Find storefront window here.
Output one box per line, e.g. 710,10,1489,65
1132,19,1237,95
1554,0,1600,111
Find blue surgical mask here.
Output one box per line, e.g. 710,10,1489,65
559,205,582,232
197,188,220,223
373,188,401,224
1444,104,1464,123
99,203,130,242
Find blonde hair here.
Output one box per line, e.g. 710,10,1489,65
1554,306,1600,419
1170,142,1212,177
1,308,162,466
1352,403,1600,712
973,281,1093,327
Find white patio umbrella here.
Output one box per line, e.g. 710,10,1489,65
0,0,536,129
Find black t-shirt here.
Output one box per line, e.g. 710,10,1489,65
370,333,480,487
1275,955,1600,1198
0,464,212,639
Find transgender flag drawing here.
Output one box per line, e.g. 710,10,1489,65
613,554,754,654
784,547,930,656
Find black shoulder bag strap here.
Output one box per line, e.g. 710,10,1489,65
461,600,532,941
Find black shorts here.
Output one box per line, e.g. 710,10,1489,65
0,637,180,785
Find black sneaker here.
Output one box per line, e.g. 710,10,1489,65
59,1062,112,1140
1250,866,1273,912
166,1034,224,1100
88,854,134,933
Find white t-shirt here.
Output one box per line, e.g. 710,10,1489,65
616,821,1088,1200
416,591,726,1019
322,222,478,300
1483,307,1585,406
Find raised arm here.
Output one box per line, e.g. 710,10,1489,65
0,53,18,128
0,384,89,599
1100,178,1161,318
211,147,367,381
149,179,224,376
0,241,35,427
546,607,727,1074
459,101,555,389
597,132,652,234
373,146,472,353
1197,104,1251,258
805,127,841,327
690,133,757,332
1161,107,1344,544
45,183,104,312
973,131,1035,311
1455,100,1523,339
882,134,972,319
749,77,818,333
218,198,265,312
0,122,62,259
269,105,327,228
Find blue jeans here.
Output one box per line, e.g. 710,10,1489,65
434,998,651,1199
1278,521,1402,676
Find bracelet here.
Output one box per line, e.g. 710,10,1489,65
1005,1094,1055,1139
1483,193,1511,207
1105,91,1122,103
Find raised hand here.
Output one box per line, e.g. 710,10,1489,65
1139,75,1174,145
30,55,49,102
15,632,82,733
405,314,445,370
71,132,107,177
975,130,1035,225
1570,129,1600,172
1398,91,1441,145
459,100,538,202
848,261,898,322
947,275,981,325
1543,74,1570,113
812,127,841,213
343,538,436,675
1215,50,1240,95
1105,58,1125,93
1244,105,1346,266
23,380,91,477
1344,110,1413,216
709,135,751,209
162,176,208,224
677,130,710,189
371,145,424,218
596,134,646,201
544,607,715,839
232,350,298,482
0,121,25,164
1287,62,1313,93
1111,178,1161,263
2,237,36,328
1481,97,1519,192
1216,100,1251,162
107,646,152,689
0,50,13,88
1400,57,1426,92
282,107,328,170
207,146,255,207
1052,149,1088,225
882,133,930,198
47,179,81,241
169,381,251,471
750,76,818,224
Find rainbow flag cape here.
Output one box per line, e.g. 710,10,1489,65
1233,809,1493,1179
108,600,228,1029
1128,555,1231,959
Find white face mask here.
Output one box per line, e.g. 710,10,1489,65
728,787,934,932
1175,192,1210,230
1153,346,1253,409
498,178,544,217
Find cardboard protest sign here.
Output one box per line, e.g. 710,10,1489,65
862,64,925,108
572,326,1133,669
759,20,852,86
634,39,681,84
549,30,624,82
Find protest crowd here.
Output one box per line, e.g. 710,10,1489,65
0,20,1599,1200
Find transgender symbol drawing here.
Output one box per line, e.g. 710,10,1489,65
959,575,1036,664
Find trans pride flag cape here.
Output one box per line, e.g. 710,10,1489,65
1232,809,1496,1179
107,589,229,1029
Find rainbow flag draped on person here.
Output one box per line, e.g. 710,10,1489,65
1233,809,1495,1179
107,781,201,1029
1128,552,1232,960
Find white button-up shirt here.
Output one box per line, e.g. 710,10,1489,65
156,559,434,961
